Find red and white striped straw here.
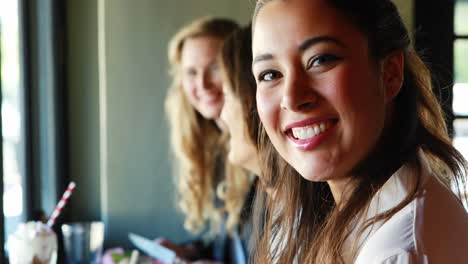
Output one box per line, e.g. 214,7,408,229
47,181,76,227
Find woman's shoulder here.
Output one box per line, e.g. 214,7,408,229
356,175,468,263
354,196,421,263
415,175,468,262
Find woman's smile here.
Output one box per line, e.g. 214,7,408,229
253,0,388,182
284,117,338,151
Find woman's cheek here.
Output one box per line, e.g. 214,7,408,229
211,75,223,91
182,80,196,100
257,91,280,130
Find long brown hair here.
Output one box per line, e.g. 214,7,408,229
252,1,467,263
220,24,271,257
165,17,251,235
219,24,259,148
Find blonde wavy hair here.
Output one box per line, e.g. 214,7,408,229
252,1,467,263
165,17,252,236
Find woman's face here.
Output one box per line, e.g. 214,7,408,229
220,81,258,174
252,0,398,182
181,36,224,120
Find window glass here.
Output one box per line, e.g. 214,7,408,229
455,0,468,36
0,0,25,245
453,84,468,116
454,40,468,84
453,119,468,207
454,119,468,159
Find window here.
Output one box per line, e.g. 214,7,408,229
1,0,26,258
453,0,468,205
414,0,468,207
1,0,67,260
453,0,468,168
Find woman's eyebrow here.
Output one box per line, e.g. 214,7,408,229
298,35,346,52
252,53,274,66
252,36,345,66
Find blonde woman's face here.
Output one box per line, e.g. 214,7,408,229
252,0,400,183
220,82,258,174
181,36,224,120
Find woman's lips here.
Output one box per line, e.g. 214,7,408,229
284,118,338,151
200,93,222,104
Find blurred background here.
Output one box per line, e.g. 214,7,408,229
0,0,466,262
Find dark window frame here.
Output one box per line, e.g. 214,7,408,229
414,0,456,135
415,1,468,131
415,0,468,207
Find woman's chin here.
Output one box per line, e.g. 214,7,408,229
295,166,335,182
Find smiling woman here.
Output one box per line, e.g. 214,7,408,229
164,17,253,262
251,0,468,263
180,36,224,120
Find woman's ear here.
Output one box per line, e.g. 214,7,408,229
382,50,404,103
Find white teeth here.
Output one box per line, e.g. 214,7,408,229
291,122,331,140
299,129,307,138
320,123,326,132
314,126,320,135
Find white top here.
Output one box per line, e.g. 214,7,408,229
343,154,468,264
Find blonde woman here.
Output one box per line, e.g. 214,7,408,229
164,17,252,263
251,0,468,263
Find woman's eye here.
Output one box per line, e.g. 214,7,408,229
209,63,219,73
308,54,341,68
186,68,197,77
258,70,282,82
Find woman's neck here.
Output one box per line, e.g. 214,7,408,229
327,177,356,208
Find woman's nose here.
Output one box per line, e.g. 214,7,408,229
280,69,318,112
197,72,212,91
197,68,220,91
